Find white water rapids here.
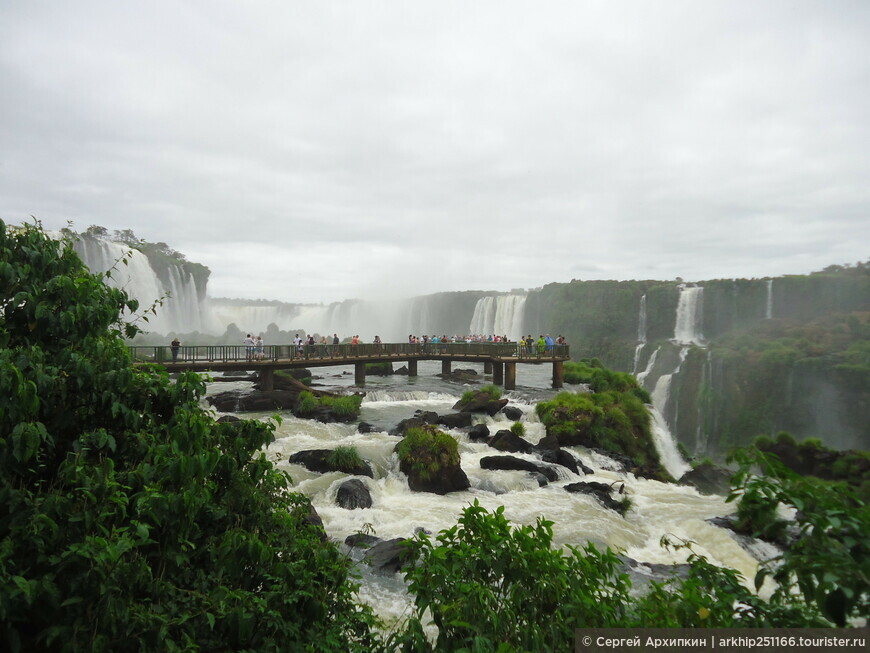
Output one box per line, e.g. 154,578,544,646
206,361,764,626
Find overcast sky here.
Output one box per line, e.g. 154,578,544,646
1,1,867,304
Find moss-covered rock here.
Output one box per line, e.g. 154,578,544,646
396,426,469,494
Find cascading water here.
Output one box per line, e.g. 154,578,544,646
632,294,647,374
673,285,704,345
74,237,215,335
766,279,774,319
469,295,526,339
210,361,766,626
648,348,691,479
635,345,660,388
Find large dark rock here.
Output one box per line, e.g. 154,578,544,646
208,389,298,412
288,449,374,478
488,430,533,454
565,481,628,514
468,423,491,442
439,368,480,382
541,448,581,475
437,412,474,429
363,537,412,574
533,434,561,451
397,444,471,494
345,533,379,549
502,406,523,421
453,391,509,416
679,462,733,496
271,368,313,389
480,455,560,482
358,421,377,434
415,411,439,424
391,416,433,436
336,478,373,509
401,462,470,494
216,415,241,423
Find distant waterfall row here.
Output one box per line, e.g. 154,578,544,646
73,240,529,342
468,295,527,339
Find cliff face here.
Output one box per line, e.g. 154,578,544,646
524,268,869,457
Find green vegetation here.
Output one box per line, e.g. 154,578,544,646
396,426,461,482
459,384,502,405
5,223,866,650
327,446,365,472
563,359,651,403
728,446,869,626
294,391,363,421
392,498,830,650
0,221,377,651
510,421,525,437
365,362,393,376
535,388,666,480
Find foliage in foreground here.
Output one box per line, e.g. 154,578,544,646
391,500,829,652
728,446,869,626
0,221,377,652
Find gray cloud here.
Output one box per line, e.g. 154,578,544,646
1,1,867,303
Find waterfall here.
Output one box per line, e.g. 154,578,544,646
469,295,527,339
673,285,704,345
635,345,660,388
766,279,773,319
648,347,691,479
649,406,692,480
74,237,215,335
632,295,647,374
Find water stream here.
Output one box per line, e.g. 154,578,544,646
206,361,758,625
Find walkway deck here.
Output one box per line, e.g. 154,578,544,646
129,342,570,390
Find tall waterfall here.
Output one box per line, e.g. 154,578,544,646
632,294,647,374
766,279,773,319
469,295,526,339
74,237,215,335
648,347,691,479
673,285,704,345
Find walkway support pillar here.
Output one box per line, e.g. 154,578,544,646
504,362,517,390
493,362,504,386
483,361,493,375
355,362,366,386
441,360,451,376
259,367,274,391
552,360,563,389
407,359,418,377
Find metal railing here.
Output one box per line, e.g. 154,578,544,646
129,342,570,364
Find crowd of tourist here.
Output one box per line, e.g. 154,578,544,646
213,332,568,361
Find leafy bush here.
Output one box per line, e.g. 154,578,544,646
0,222,378,651
510,421,525,437
321,394,364,419
480,384,502,399
728,446,870,626
563,360,651,403
393,500,829,650
327,446,364,471
296,390,319,416
396,426,460,482
535,390,665,480
398,501,633,650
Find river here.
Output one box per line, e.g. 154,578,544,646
204,360,762,626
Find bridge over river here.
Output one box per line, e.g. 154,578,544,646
130,342,570,390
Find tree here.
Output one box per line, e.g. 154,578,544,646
0,221,377,651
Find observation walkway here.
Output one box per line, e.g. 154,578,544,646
129,342,570,390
